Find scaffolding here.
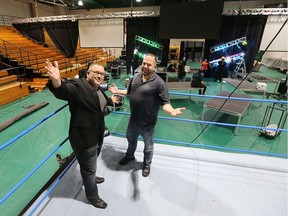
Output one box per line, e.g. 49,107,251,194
11,8,288,24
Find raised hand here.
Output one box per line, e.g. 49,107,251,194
108,83,119,94
45,59,61,88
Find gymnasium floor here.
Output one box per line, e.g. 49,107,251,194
0,63,287,215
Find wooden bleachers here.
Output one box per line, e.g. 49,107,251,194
0,70,8,77
27,77,49,92
0,71,29,105
0,25,116,106
1,26,115,75
0,82,29,106
0,74,17,85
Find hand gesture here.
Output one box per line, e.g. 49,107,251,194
108,83,119,94
45,59,60,80
111,94,120,104
171,107,186,117
45,59,61,88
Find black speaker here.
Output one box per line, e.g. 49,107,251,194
111,66,120,79
277,79,287,95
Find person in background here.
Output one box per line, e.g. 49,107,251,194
177,63,186,82
109,53,186,177
228,58,237,79
167,62,177,72
215,56,227,82
46,60,119,209
182,55,187,65
191,69,207,95
201,59,208,74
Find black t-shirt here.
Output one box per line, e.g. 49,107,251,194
217,60,227,73
191,72,203,87
127,72,170,125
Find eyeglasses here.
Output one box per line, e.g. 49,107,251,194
89,70,104,76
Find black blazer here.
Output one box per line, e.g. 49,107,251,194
49,77,112,150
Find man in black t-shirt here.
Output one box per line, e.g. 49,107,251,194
109,53,186,177
191,69,207,95
215,56,227,82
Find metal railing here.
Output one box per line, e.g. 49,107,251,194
0,14,22,26
0,39,40,71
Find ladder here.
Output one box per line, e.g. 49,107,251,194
235,57,246,74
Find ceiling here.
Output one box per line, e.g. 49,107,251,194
40,0,286,10
65,0,223,10
74,0,167,9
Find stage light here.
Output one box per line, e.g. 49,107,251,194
78,0,83,6
226,56,231,63
210,37,247,53
133,48,138,55
136,0,141,2
209,52,245,67
135,35,163,50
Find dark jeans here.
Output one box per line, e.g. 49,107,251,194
125,120,155,166
215,72,223,82
192,83,207,95
198,84,207,95
72,145,99,202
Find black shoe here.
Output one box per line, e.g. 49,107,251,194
119,156,135,165
142,165,150,177
90,197,107,209
96,176,105,184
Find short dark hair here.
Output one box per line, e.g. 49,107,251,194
144,53,157,63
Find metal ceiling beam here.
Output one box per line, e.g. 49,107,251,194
37,0,67,7
223,8,288,16
12,11,159,23
11,7,288,24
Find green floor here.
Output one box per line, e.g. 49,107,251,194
0,63,287,215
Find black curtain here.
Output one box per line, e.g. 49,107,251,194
42,20,79,58
12,23,45,45
204,15,267,76
126,17,169,74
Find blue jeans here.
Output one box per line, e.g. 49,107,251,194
126,120,155,166
72,145,99,202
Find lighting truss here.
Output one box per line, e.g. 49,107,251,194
11,7,287,24
209,52,245,67
135,35,163,50
37,0,67,7
223,8,288,16
11,11,159,24
210,37,247,53
134,51,161,64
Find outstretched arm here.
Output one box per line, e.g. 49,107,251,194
108,83,128,95
162,104,186,117
45,59,61,88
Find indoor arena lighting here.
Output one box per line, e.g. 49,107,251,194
210,37,247,53
209,52,245,67
78,0,83,6
135,35,163,50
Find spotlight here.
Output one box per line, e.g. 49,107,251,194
136,0,141,2
78,0,83,6
133,48,138,55
226,56,231,63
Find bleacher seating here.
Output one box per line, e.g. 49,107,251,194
0,25,116,106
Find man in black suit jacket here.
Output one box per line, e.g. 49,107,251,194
46,59,118,209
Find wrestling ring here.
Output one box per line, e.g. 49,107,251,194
0,86,287,216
